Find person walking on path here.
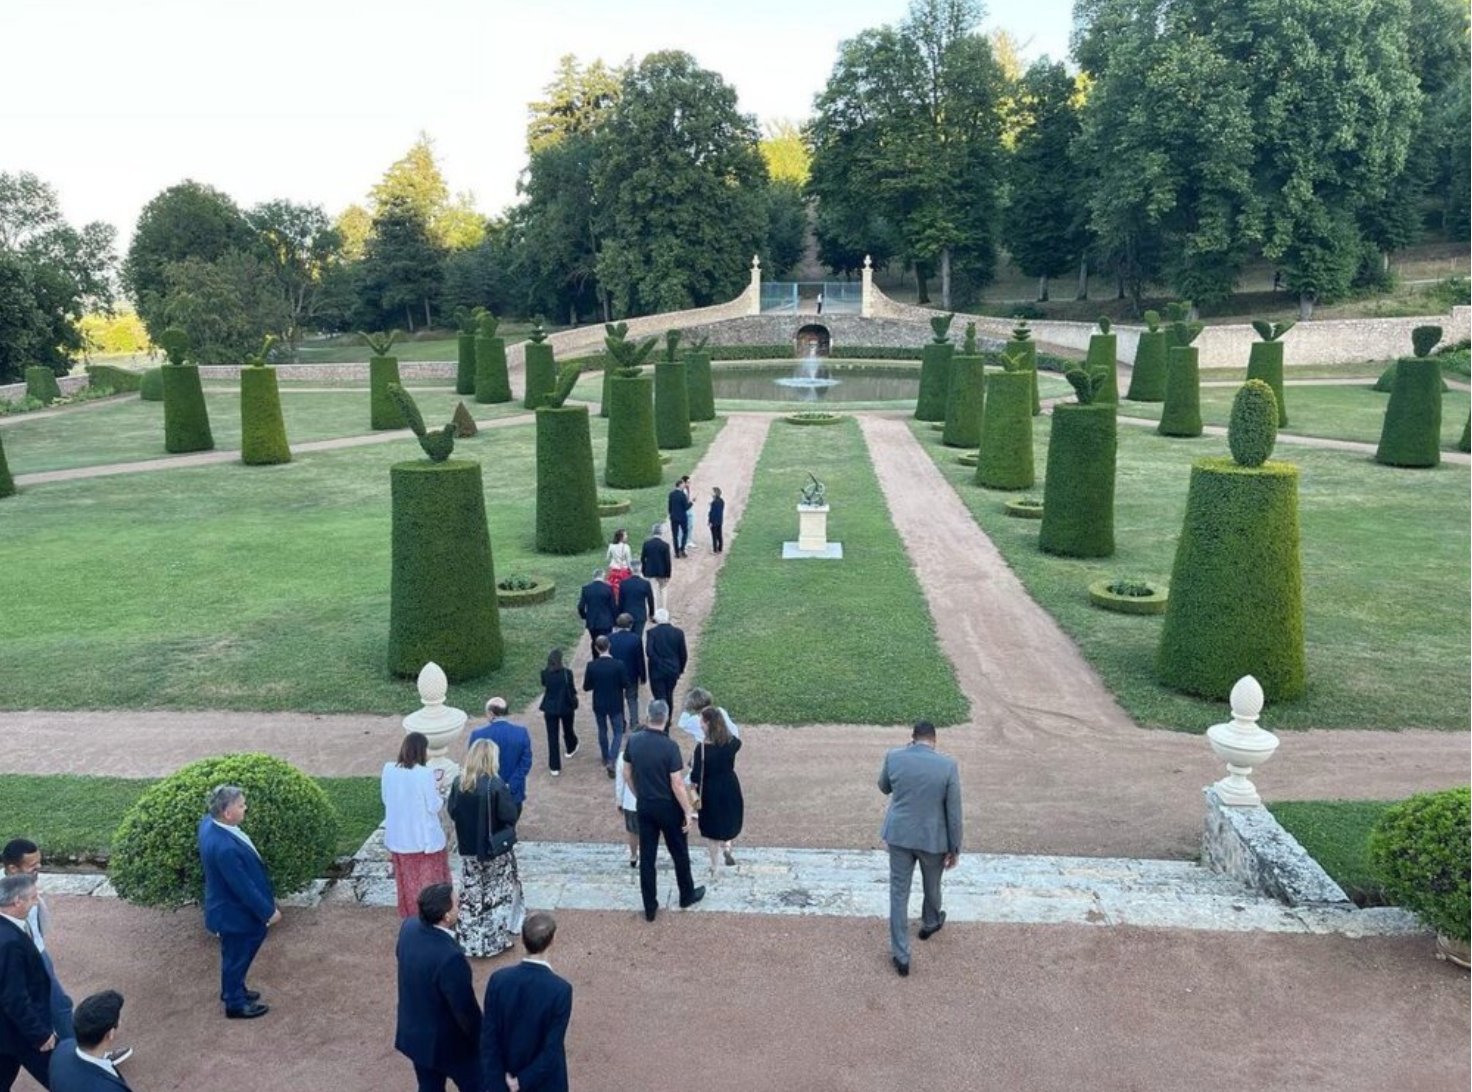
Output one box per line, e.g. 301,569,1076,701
639,524,673,610
197,785,279,1018
3,839,75,1043
707,486,725,553
613,737,641,870
680,476,696,552
447,741,524,958
480,913,573,1092
690,706,744,876
666,482,691,558
0,873,56,1090
394,883,482,1092
581,636,630,778
617,561,655,637
47,989,131,1092
605,528,633,603
381,733,452,920
878,721,963,977
644,609,688,710
537,649,580,777
469,698,533,806
608,614,646,736
675,688,740,745
576,570,617,645
624,701,704,922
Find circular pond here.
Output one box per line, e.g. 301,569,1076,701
711,362,919,403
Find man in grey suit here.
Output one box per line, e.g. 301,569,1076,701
878,720,962,977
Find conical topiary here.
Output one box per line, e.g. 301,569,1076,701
942,347,989,448
452,401,477,438
239,338,291,465
453,308,477,396
0,429,15,498
158,327,214,453
1246,320,1295,427
915,314,955,421
655,330,692,449
1375,357,1443,468
1158,316,1204,438
684,334,715,422
975,352,1034,490
1084,317,1119,404
603,330,661,488
1039,363,1116,558
535,364,604,554
474,312,512,404
1125,310,1167,402
1004,320,1040,415
25,366,61,406
1158,380,1305,701
363,330,405,430
523,318,556,410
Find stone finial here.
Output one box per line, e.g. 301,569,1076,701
403,662,468,801
863,254,873,270
417,661,448,705
752,254,761,271
1205,675,1279,806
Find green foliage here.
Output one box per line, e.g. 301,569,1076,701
1039,403,1117,558
1004,60,1090,290
477,311,501,338
388,460,502,679
684,348,716,421
1158,346,1203,437
1369,787,1470,942
1460,415,1470,454
1245,340,1288,426
963,322,978,355
1269,800,1394,906
452,401,477,437
942,353,988,448
387,383,456,462
535,405,604,554
0,430,13,498
453,307,478,335
1064,364,1111,405
1002,335,1041,414
1097,316,1112,334
1375,357,1443,467
358,196,447,331
239,365,291,466
359,329,398,357
604,329,657,376
545,362,582,409
1228,380,1279,467
930,313,954,343
528,318,549,343
139,367,163,401
1126,328,1168,402
84,364,143,393
975,370,1034,490
474,326,511,404
654,359,692,449
455,332,476,395
523,341,557,410
1157,457,1305,701
1142,310,1161,332
1083,329,1119,403
161,364,214,453
242,335,274,367
1010,319,1032,343
1251,319,1295,342
604,372,662,488
662,328,683,362
110,753,338,909
914,342,954,421
25,366,61,405
157,326,190,365
369,355,405,429
1411,325,1442,358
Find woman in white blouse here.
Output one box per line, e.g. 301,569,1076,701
677,687,740,744
606,527,634,604
380,731,450,918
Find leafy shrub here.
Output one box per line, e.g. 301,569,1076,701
654,359,692,449
240,365,291,465
110,753,339,909
523,341,557,410
1368,787,1470,943
1158,346,1203,437
535,404,603,553
684,347,716,421
915,341,954,421
162,364,214,453
25,366,61,405
975,369,1034,490
1228,380,1278,468
1437,346,1471,378
0,430,14,498
1126,326,1168,402
369,356,405,429
452,401,477,437
1375,358,1443,468
1411,325,1443,358
942,352,988,448
497,575,539,592
1107,579,1155,597
140,367,164,401
85,364,143,393
1039,404,1116,558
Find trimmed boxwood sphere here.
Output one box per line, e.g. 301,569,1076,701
25,366,61,405
1158,346,1203,437
1246,340,1288,426
1157,457,1305,701
536,405,604,554
975,369,1034,490
455,333,477,396
388,460,503,680
915,342,953,421
240,367,291,465
1084,333,1119,404
162,364,214,453
0,430,14,498
1039,403,1116,558
523,342,556,410
1375,357,1442,468
605,374,662,488
140,367,164,401
655,360,692,449
1126,329,1167,402
110,753,339,909
475,335,512,404
1003,339,1041,415
1368,786,1470,944
685,350,716,421
942,354,988,448
370,356,405,430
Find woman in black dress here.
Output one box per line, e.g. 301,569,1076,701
690,705,743,875
538,648,580,775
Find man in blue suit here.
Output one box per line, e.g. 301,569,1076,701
482,912,573,1092
3,838,75,1043
197,784,278,1020
0,873,55,1090
48,990,130,1092
395,883,481,1092
469,697,533,804
607,613,647,734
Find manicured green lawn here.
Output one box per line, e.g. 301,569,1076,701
1269,799,1394,905
1120,382,1470,448
1,774,382,861
1196,363,1386,383
911,419,1470,732
697,417,970,726
0,417,723,714
0,386,528,476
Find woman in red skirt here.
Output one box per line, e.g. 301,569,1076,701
380,731,451,917
605,527,633,603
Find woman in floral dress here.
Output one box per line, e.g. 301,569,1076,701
447,739,524,956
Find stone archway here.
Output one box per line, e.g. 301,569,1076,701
795,324,831,357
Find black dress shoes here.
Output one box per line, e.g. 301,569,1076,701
679,886,706,909
644,905,658,923
226,1002,270,1019
892,956,910,977
244,988,261,1003
918,912,947,940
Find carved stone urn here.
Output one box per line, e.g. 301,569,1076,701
1205,675,1280,806
402,661,466,800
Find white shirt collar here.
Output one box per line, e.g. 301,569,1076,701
523,956,552,970
75,1048,118,1077
213,819,260,854
0,911,28,934
435,924,458,941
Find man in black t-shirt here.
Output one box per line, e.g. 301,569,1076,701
622,700,704,921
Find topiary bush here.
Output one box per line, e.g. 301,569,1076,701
239,342,291,465
0,430,14,498
475,312,512,404
452,401,477,438
942,350,989,448
915,316,956,421
454,308,478,396
158,327,214,454
655,332,691,449
1125,311,1168,402
536,365,604,554
362,331,405,430
1039,376,1117,558
603,329,662,488
1227,380,1278,468
1460,416,1470,454
684,336,715,422
1004,320,1040,415
140,367,164,402
85,364,143,393
1158,344,1203,437
25,366,61,406
975,366,1034,490
523,319,556,410
1084,317,1118,404
1374,359,1449,393
1368,786,1470,944
1246,320,1294,427
1411,325,1443,359
1375,357,1443,468
110,753,339,909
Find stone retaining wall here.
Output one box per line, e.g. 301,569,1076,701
680,313,1002,352
1200,787,1353,908
0,374,90,403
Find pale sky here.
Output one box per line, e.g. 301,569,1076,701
0,0,1074,244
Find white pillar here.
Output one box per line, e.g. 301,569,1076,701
860,254,874,318
749,254,762,316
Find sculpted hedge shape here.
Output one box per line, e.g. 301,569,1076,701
1369,786,1471,944
1228,380,1278,467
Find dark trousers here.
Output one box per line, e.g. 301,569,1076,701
594,710,626,767
413,1059,480,1092
219,926,267,1010
709,523,723,552
40,948,73,1040
671,517,688,554
587,626,610,646
622,681,641,734
543,711,577,771
650,674,678,709
637,802,696,913
0,1044,50,1090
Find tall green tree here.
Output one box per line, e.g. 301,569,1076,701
370,133,483,252
765,181,809,279
247,200,342,353
760,119,811,185
161,251,289,364
526,55,626,154
359,196,445,331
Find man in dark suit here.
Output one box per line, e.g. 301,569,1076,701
395,883,481,1092
197,784,279,1019
0,873,55,1090
482,912,573,1092
582,636,629,778
667,484,690,557
639,523,673,610
3,838,74,1043
576,569,617,644
644,608,688,709
618,562,656,637
47,990,129,1092
608,613,646,736
469,698,533,804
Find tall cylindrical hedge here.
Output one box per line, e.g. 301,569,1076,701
605,374,662,488
1157,457,1305,701
388,460,503,680
370,356,405,430
915,342,953,421
0,430,14,498
455,333,477,395
1246,341,1288,426
1158,346,1202,437
1039,403,1116,558
600,363,613,419
162,364,214,453
25,366,61,406
1085,333,1119,404
1126,329,1168,402
1375,358,1443,468
140,367,164,401
1459,415,1470,454
475,334,512,404
524,343,556,410
535,405,604,554
240,367,291,466
685,350,716,421
975,370,1034,490
655,360,692,449
942,355,987,448
1004,339,1041,415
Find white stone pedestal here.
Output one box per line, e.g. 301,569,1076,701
403,661,467,803
783,504,843,559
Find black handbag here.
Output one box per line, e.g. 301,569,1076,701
486,780,520,858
